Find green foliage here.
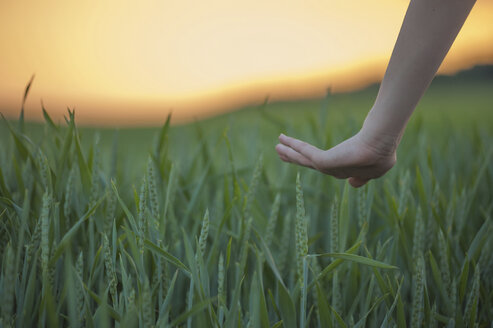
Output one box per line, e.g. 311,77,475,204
0,82,492,327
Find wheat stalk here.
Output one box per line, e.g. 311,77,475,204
147,156,160,229
295,173,308,282
243,154,263,219
198,209,209,258
438,229,451,298
37,150,51,191
142,278,153,328
412,207,424,273
138,176,148,254
40,190,51,278
64,167,75,218
411,254,425,328
103,233,117,302
265,193,281,249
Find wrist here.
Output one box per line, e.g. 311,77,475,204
359,109,403,156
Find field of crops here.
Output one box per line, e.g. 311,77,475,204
1,75,492,327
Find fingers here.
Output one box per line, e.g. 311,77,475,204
276,133,374,188
278,134,322,163
276,138,371,188
348,177,369,188
275,144,315,169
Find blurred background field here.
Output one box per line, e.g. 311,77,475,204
3,66,492,176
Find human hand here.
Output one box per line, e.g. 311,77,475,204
275,130,398,187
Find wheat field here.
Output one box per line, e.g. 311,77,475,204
0,74,492,327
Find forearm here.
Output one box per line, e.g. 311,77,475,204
361,0,476,148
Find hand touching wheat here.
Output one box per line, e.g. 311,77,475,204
275,130,397,188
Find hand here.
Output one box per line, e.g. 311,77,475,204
275,130,397,188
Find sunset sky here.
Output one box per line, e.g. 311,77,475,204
1,0,492,125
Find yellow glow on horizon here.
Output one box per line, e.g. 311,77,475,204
1,0,492,125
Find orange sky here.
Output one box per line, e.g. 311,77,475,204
1,0,492,125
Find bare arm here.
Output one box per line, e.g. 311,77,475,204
276,0,476,187
361,0,476,147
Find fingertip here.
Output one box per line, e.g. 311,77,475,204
275,143,285,154
276,144,291,162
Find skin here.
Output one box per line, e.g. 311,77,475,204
275,0,477,188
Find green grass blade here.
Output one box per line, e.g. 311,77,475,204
313,252,397,269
